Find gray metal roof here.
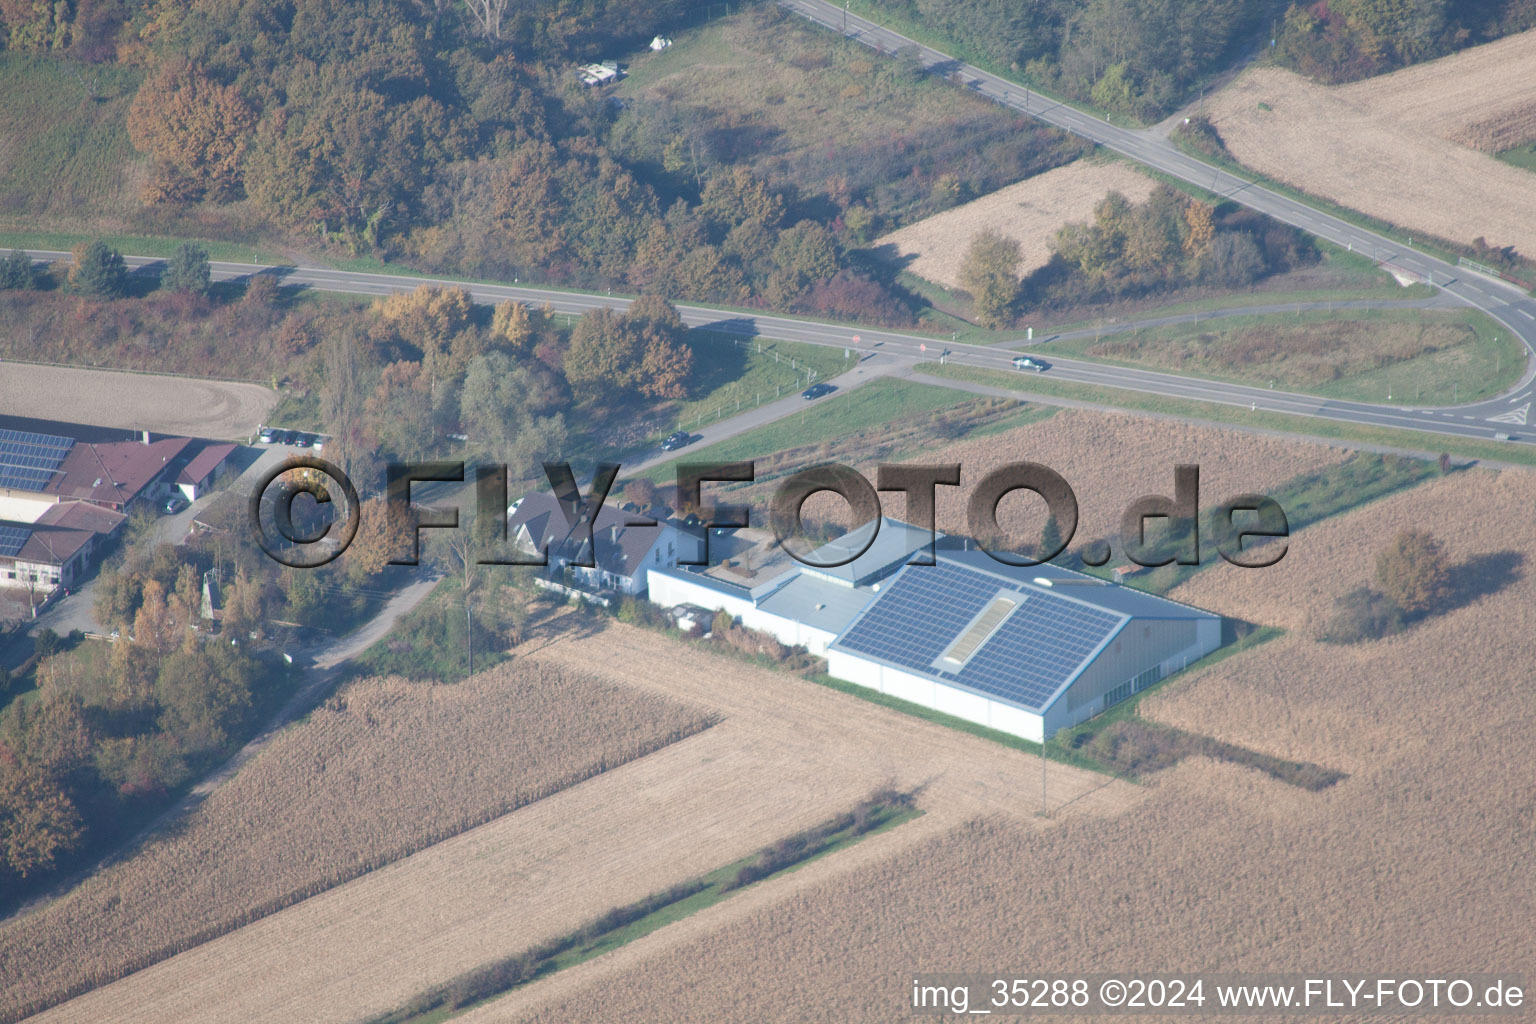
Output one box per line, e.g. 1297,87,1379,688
754,572,879,636
799,517,940,586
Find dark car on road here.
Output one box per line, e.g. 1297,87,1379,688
1012,355,1051,372
163,495,188,515
660,430,692,451
801,382,836,400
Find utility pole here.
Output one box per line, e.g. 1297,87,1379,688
1041,741,1048,816
843,0,848,33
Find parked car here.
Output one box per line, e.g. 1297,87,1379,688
163,495,188,514
659,430,692,451
279,429,299,445
257,426,276,443
292,432,311,448
801,382,836,400
309,434,325,452
1012,355,1051,372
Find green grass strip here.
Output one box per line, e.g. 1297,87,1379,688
918,362,1536,468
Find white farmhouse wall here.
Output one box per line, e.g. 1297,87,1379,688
0,495,53,523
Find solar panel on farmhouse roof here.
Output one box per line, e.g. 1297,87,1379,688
0,429,73,492
0,524,30,558
836,561,1125,710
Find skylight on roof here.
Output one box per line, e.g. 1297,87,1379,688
940,594,1019,667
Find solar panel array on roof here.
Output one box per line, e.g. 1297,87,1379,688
0,428,74,493
0,524,30,558
835,561,1125,709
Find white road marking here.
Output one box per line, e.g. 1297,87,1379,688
1489,403,1529,426
1520,309,1536,320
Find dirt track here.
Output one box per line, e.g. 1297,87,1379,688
0,363,276,439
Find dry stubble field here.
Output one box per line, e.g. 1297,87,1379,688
1206,36,1536,257
797,407,1348,548
874,161,1157,289
28,622,1142,1024
1336,29,1536,153
1150,467,1536,772
2,662,713,1023
484,471,1536,1024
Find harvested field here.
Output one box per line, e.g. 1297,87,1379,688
797,407,1349,548
0,363,276,440
1337,28,1536,153
31,625,1140,1024
1206,64,1536,256
475,471,1536,1020
1149,467,1533,772
492,733,1534,1023
874,161,1157,289
0,662,714,1023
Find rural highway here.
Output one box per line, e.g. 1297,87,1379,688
779,0,1536,436
24,248,1535,447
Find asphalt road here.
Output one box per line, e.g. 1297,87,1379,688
777,0,1536,436
21,149,1536,453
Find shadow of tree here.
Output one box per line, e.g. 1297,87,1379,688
1439,550,1524,615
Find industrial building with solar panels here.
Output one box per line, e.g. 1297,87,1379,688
825,542,1221,742
0,423,235,601
645,506,1224,742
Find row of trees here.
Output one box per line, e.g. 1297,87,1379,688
875,0,1254,120
0,242,211,299
1276,0,1536,83
956,185,1316,327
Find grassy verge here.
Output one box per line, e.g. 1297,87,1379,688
1081,452,1438,597
1038,253,1436,334
673,334,855,432
1042,306,1523,406
367,793,921,1024
917,362,1536,468
631,377,980,482
351,579,506,683
1496,143,1536,174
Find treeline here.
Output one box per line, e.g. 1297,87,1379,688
0,1,927,324
0,569,265,885
1275,0,1536,83
969,183,1317,322
315,284,698,498
876,0,1255,119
